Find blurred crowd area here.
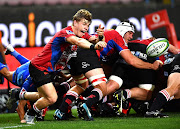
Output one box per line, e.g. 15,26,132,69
0,0,178,7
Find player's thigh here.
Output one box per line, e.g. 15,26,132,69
37,82,57,99
85,68,105,78
167,73,180,92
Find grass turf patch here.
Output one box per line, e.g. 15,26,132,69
0,109,179,129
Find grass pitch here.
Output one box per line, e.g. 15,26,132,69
0,109,179,129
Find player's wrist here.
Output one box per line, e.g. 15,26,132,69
90,44,95,50
98,35,104,41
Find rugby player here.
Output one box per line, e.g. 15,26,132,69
20,9,106,124
145,53,180,118
54,20,162,121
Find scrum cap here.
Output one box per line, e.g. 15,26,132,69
115,21,135,37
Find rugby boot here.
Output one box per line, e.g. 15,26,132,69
25,110,35,124
35,109,44,121
77,103,94,121
113,90,127,113
53,109,68,120
6,88,20,109
144,110,169,118
121,100,132,116
4,44,15,55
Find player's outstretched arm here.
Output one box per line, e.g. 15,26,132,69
120,49,161,70
66,35,106,50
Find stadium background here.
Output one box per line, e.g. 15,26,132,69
0,0,180,113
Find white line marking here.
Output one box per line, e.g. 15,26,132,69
0,125,31,129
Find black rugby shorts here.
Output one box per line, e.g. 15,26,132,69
69,48,102,76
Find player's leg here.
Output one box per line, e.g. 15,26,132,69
6,78,38,110
5,44,29,64
127,85,154,101
0,62,13,82
145,73,180,118
24,63,58,124
24,83,57,124
106,76,123,95
145,54,180,118
54,74,88,120
78,68,107,121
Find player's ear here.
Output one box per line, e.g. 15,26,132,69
73,20,78,26
148,37,156,40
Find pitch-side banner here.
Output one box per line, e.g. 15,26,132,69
145,9,170,30
0,6,179,48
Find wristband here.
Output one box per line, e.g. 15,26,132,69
99,35,104,41
90,44,95,50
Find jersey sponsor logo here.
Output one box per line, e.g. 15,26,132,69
164,57,175,65
131,51,147,60
173,65,180,71
66,30,74,35
82,62,90,68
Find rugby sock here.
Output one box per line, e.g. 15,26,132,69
11,50,29,64
56,82,71,95
27,104,41,116
33,104,41,114
85,88,103,108
149,89,170,111
59,91,78,113
81,84,94,97
102,95,108,103
19,88,26,100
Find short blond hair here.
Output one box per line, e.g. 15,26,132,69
73,9,92,23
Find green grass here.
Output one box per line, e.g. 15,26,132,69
0,109,180,129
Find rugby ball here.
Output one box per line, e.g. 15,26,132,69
146,38,169,57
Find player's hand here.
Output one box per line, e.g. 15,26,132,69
94,41,107,50
152,60,163,70
96,24,104,37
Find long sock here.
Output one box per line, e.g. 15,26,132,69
85,88,103,108
149,89,170,111
11,50,29,64
27,103,41,116
59,91,78,113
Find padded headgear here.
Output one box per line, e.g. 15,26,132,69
115,21,135,37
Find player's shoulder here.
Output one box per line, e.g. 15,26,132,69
56,26,74,36
104,29,118,34
104,29,123,39
129,39,153,45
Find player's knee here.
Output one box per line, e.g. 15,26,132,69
47,94,58,105
138,84,154,100
108,75,123,89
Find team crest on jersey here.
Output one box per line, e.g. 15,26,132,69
66,30,74,35
71,45,78,51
